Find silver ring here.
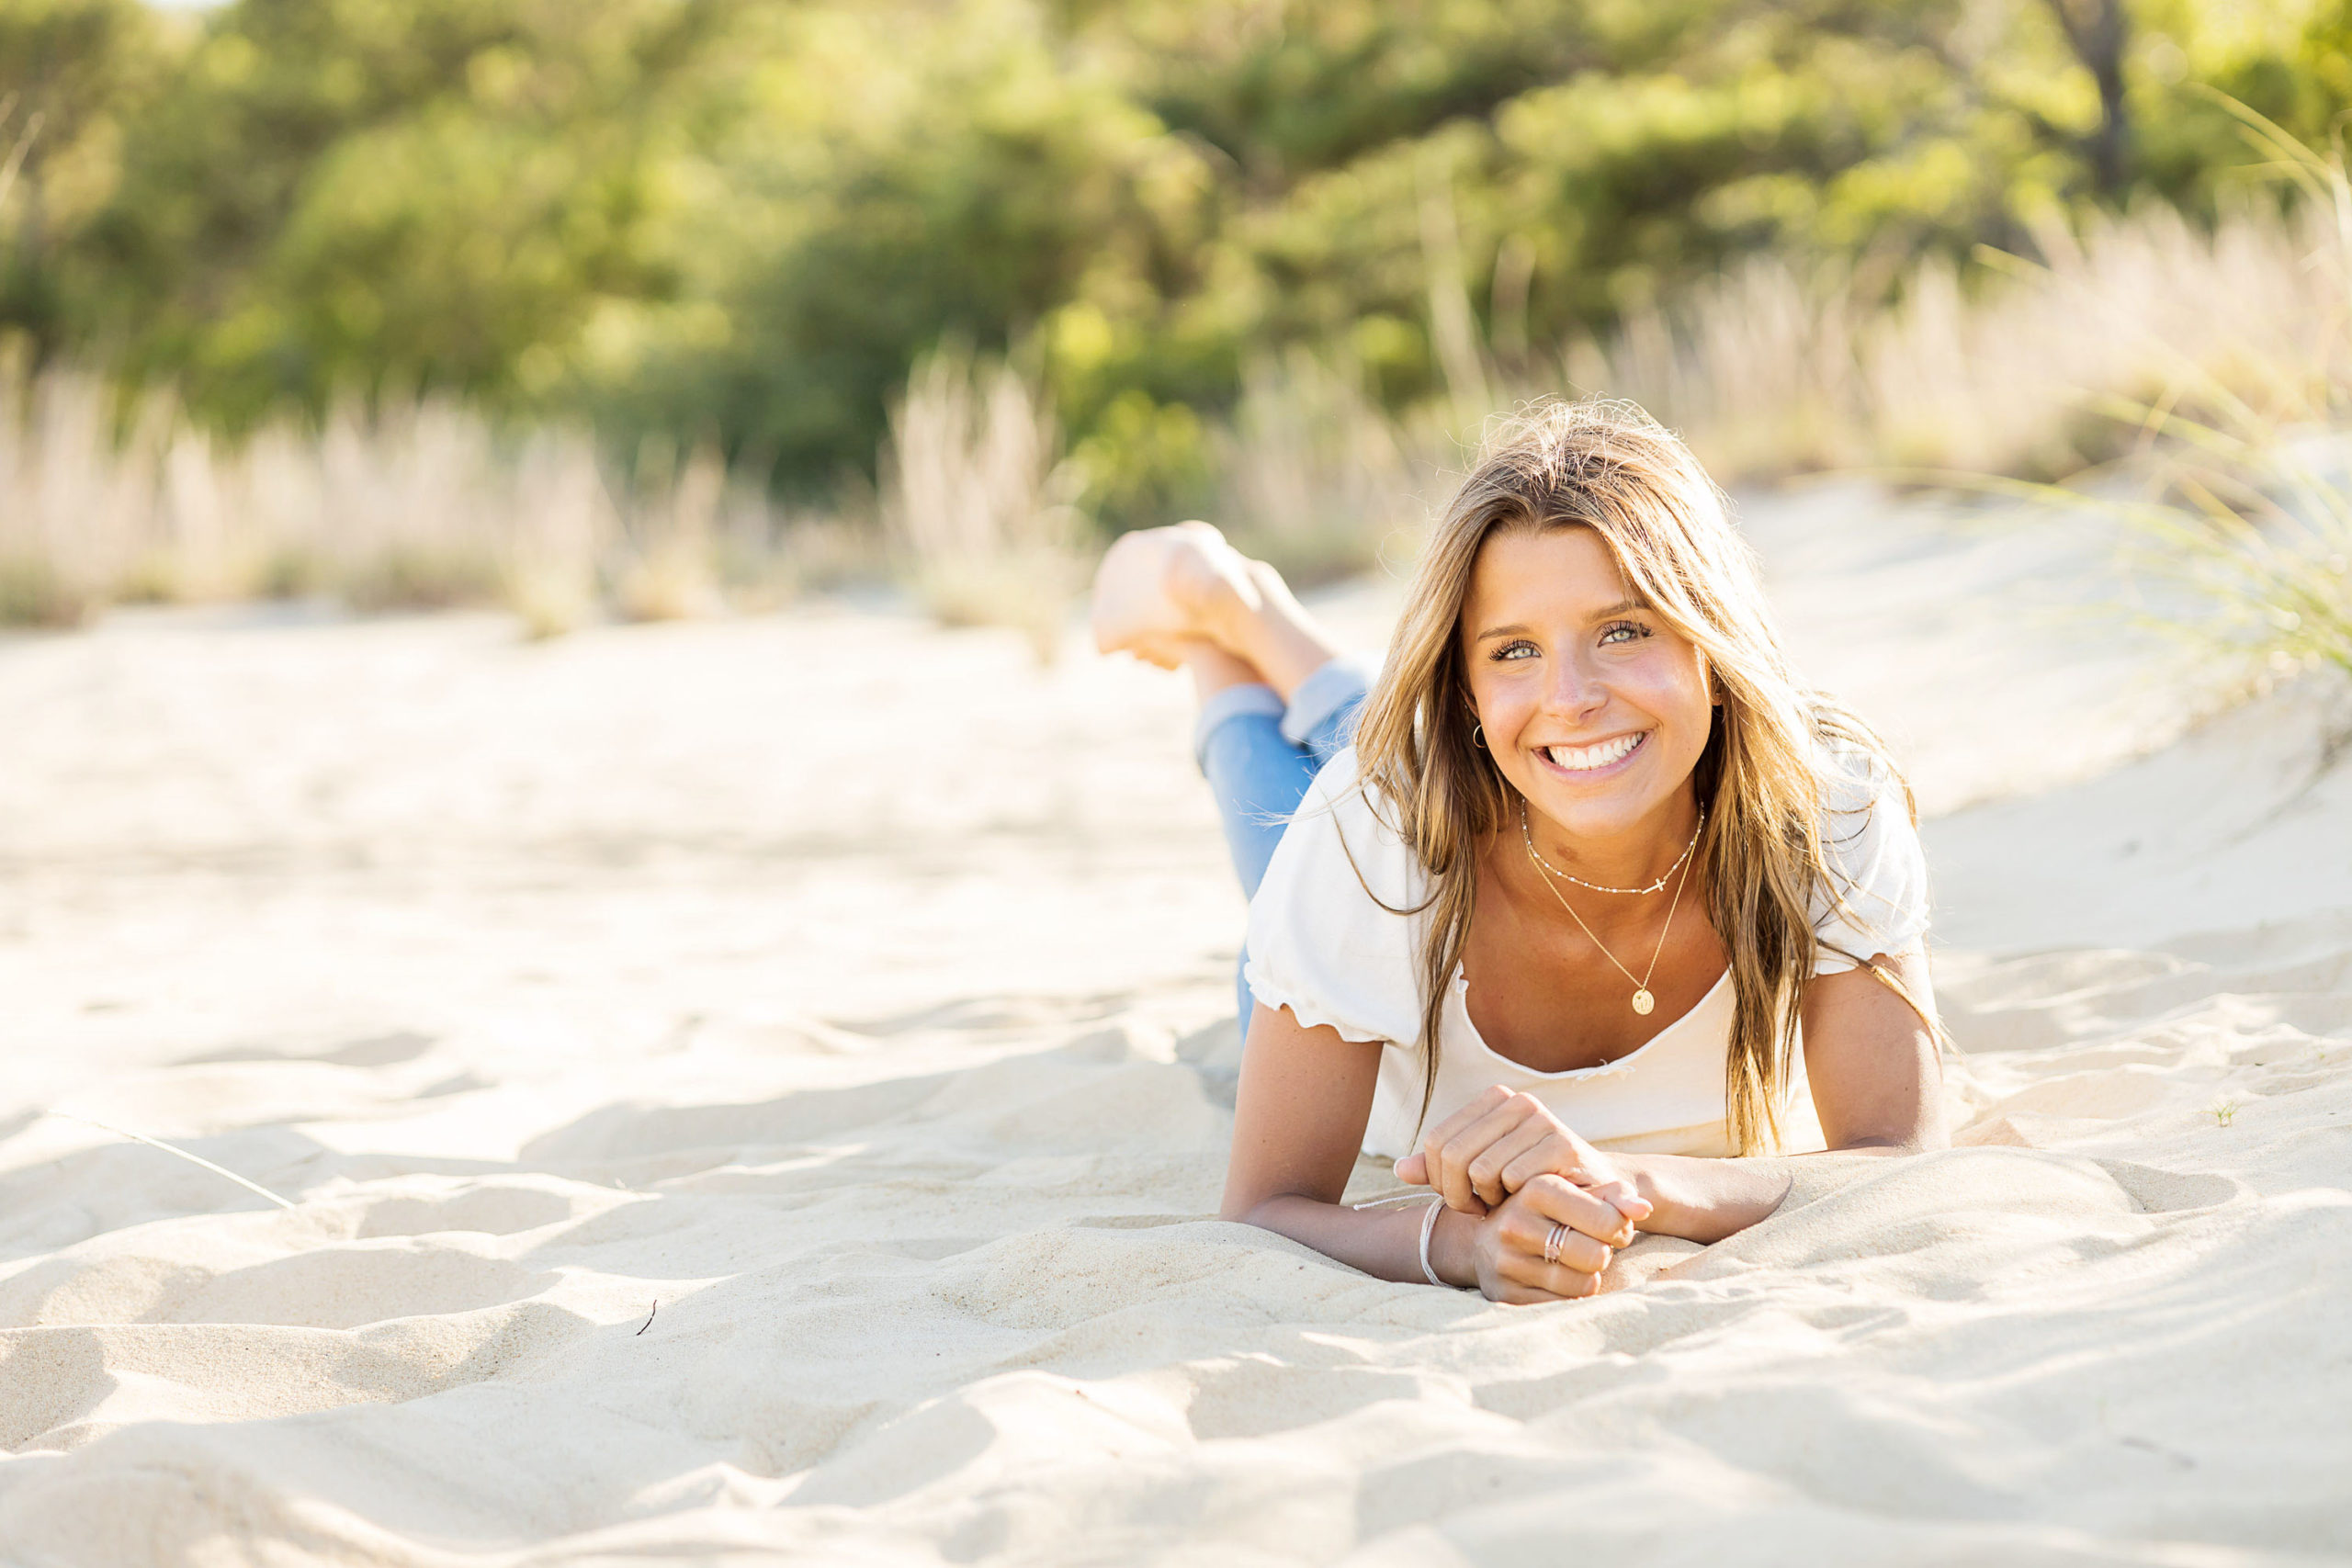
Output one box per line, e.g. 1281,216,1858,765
1544,1222,1567,1266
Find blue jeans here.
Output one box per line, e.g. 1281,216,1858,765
1194,655,1374,1037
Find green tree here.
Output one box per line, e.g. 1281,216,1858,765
76,0,732,427
0,0,166,355
16,0,2342,513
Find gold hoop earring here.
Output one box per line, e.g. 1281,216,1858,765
1472,723,1487,750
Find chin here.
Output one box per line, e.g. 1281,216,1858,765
1514,761,1683,846
1527,792,1653,842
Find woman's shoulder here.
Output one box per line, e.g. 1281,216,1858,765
1240,746,1429,1045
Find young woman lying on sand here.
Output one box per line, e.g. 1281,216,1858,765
1092,400,1947,1304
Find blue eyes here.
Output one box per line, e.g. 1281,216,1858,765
1487,623,1650,661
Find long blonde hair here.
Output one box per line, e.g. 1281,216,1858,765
1351,399,1910,1154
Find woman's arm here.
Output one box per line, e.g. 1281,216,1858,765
1799,949,1949,1152
1620,948,1950,1242
1218,999,1419,1280
1222,1000,1629,1296
1392,951,1950,1246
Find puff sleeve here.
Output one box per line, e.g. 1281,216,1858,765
1809,746,1931,974
1241,748,1430,1046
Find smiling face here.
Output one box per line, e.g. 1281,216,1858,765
1460,525,1714,852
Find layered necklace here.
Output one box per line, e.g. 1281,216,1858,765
1517,800,1704,1016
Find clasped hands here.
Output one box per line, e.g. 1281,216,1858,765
1393,1085,1653,1303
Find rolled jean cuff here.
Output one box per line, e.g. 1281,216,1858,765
1193,682,1285,774
1281,654,1377,753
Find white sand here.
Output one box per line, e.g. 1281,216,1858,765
1,490,2347,1565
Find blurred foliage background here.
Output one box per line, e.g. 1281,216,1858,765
3,0,2350,645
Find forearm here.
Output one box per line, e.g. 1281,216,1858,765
1620,1154,1793,1244
1620,1138,1926,1244
1238,1193,1465,1287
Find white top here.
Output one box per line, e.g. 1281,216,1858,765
1242,744,1930,1159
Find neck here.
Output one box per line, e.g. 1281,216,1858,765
1521,790,1702,894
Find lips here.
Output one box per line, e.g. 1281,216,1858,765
1540,732,1645,773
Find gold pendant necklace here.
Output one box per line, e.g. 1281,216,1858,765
1523,819,1696,1015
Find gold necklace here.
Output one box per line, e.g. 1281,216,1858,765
1519,798,1702,894
1522,827,1695,1016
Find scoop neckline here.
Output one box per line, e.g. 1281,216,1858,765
1452,964,1732,1080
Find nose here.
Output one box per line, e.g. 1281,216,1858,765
1542,647,1608,724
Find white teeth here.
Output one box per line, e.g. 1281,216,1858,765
1544,734,1643,772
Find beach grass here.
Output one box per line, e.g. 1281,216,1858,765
1566,197,2349,488
0,363,824,634
6,167,2349,656
1871,107,2352,689
882,346,1088,661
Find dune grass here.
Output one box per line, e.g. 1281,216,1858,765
1566,197,2349,488
1212,348,1453,587
1849,106,2352,690
0,361,842,636
6,148,2348,663
2098,106,2352,685
881,347,1087,661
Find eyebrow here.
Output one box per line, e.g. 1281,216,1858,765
1472,599,1647,643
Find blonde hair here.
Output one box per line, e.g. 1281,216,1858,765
1350,399,1909,1154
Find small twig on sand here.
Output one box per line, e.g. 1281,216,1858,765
638,1301,658,1336
43,1110,300,1212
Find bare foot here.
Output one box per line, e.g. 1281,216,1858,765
1090,521,1261,668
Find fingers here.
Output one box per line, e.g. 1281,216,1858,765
1543,1263,1607,1300
1589,1176,1653,1226
1493,1117,1594,1188
1430,1133,1485,1214
1496,1208,1612,1275
1472,1180,1630,1303
1498,1132,1589,1196
1419,1085,1510,1155
1408,1089,1487,1205
1482,1116,1650,1232
1515,1172,1641,1249
1554,1230,1613,1277
1410,1095,1649,1239
1490,1242,1610,1300
1486,1278,1579,1305
1483,1280,1546,1304
1419,1086,1525,1214
1465,1115,1555,1208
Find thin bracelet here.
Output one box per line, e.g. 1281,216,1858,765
1418,1197,1453,1288
1351,1192,1467,1289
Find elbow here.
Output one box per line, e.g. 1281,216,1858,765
1217,1191,1296,1228
1823,1100,1951,1157
1826,1129,1944,1156
1217,1195,1270,1226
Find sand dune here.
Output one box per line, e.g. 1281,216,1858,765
1,491,2347,1564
